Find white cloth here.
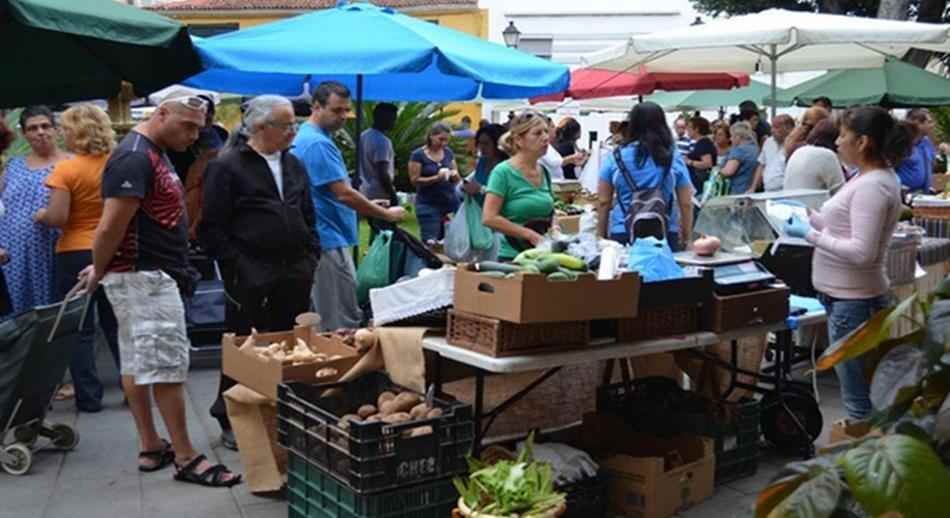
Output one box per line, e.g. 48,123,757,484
783,145,845,193
369,267,455,326
540,145,565,180
515,442,599,486
758,137,787,192
257,149,284,199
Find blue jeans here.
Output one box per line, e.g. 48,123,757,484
416,202,456,244
818,292,893,420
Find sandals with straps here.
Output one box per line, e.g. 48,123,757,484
173,454,242,488
138,439,174,473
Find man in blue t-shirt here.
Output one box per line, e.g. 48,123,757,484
292,81,406,330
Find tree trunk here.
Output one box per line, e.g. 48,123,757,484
877,0,913,19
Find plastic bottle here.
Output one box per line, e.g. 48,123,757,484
597,246,619,280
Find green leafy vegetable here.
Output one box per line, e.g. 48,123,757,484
454,433,566,516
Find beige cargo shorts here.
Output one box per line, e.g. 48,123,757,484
102,270,190,385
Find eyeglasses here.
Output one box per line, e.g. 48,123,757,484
267,120,299,132
160,95,208,113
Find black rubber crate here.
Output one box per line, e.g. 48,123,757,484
277,372,474,494
288,452,457,518
596,377,760,484
558,471,608,518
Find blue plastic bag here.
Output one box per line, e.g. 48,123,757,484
627,236,685,282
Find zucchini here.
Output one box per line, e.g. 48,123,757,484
476,261,522,274
546,272,572,282
521,263,541,274
479,271,507,279
537,257,561,274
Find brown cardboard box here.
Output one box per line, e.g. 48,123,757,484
454,265,640,323
575,414,714,518
222,326,360,400
556,215,581,234
829,419,881,444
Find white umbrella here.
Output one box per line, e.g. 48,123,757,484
583,9,950,116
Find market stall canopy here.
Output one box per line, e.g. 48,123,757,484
0,0,202,108
184,2,569,101
644,81,779,112
774,57,950,108
582,9,950,115
530,67,749,103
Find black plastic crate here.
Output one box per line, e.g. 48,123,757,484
595,377,760,485
288,452,457,518
277,372,474,494
558,471,608,518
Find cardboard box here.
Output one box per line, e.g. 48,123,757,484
223,326,360,400
829,419,881,444
453,265,640,324
556,214,581,234
575,413,714,518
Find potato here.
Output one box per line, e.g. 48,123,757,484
379,400,396,416
389,392,421,413
315,367,339,379
357,405,377,419
353,328,378,353
381,412,411,424
408,425,433,437
364,414,381,423
377,391,396,407
410,403,429,419
426,408,443,419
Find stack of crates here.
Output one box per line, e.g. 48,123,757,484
277,373,474,517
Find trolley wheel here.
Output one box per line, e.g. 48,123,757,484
51,424,79,451
761,389,823,451
12,426,38,448
2,443,33,476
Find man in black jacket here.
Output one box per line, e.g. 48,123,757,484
199,95,319,449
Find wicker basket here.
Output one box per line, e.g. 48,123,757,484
885,237,920,285
447,310,590,357
912,205,950,220
615,304,701,342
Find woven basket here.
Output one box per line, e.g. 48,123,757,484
912,205,950,220
447,310,590,357
616,304,701,342
457,498,566,518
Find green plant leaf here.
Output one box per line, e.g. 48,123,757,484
766,460,842,518
817,295,917,372
756,459,837,518
870,345,929,411
863,329,926,382
870,385,921,430
842,435,950,518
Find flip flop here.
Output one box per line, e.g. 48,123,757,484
139,439,174,472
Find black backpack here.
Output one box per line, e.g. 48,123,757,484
614,145,673,242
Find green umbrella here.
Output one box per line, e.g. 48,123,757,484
0,0,201,108
775,57,950,108
644,81,778,112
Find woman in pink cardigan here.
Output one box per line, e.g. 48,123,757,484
785,106,914,420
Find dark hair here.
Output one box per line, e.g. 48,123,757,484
0,118,13,155
425,122,451,148
841,106,914,167
688,116,711,135
555,118,581,143
813,96,833,109
197,94,216,119
626,101,673,169
804,119,838,152
313,81,350,107
907,108,931,124
372,102,398,130
475,123,509,159
738,100,758,112
19,105,54,130
738,109,759,122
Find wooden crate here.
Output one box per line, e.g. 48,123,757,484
704,287,790,333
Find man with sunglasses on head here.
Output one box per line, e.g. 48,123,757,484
293,81,406,331
81,95,241,487
199,95,319,450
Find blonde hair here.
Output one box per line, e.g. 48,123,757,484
729,121,756,145
499,111,547,155
61,104,115,156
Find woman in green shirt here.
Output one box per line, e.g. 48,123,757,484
483,111,555,260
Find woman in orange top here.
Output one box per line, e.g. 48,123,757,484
35,104,120,413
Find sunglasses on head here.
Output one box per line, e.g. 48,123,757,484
160,95,208,112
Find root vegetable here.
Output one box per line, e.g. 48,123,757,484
408,426,433,437
353,328,378,353
426,408,443,419
379,401,397,415
377,391,396,408
381,412,411,424
364,415,381,423
410,403,429,419
357,405,377,419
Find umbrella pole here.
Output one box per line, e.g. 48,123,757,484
769,44,777,119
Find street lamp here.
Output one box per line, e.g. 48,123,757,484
502,21,521,49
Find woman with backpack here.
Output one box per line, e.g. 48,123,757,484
597,102,694,251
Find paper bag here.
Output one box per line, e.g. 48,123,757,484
224,384,287,493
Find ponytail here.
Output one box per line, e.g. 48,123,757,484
842,107,914,168
881,121,914,168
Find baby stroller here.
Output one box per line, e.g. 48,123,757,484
0,285,89,475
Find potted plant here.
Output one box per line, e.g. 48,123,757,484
454,435,567,518
755,279,950,518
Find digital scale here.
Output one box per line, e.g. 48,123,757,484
675,251,777,295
